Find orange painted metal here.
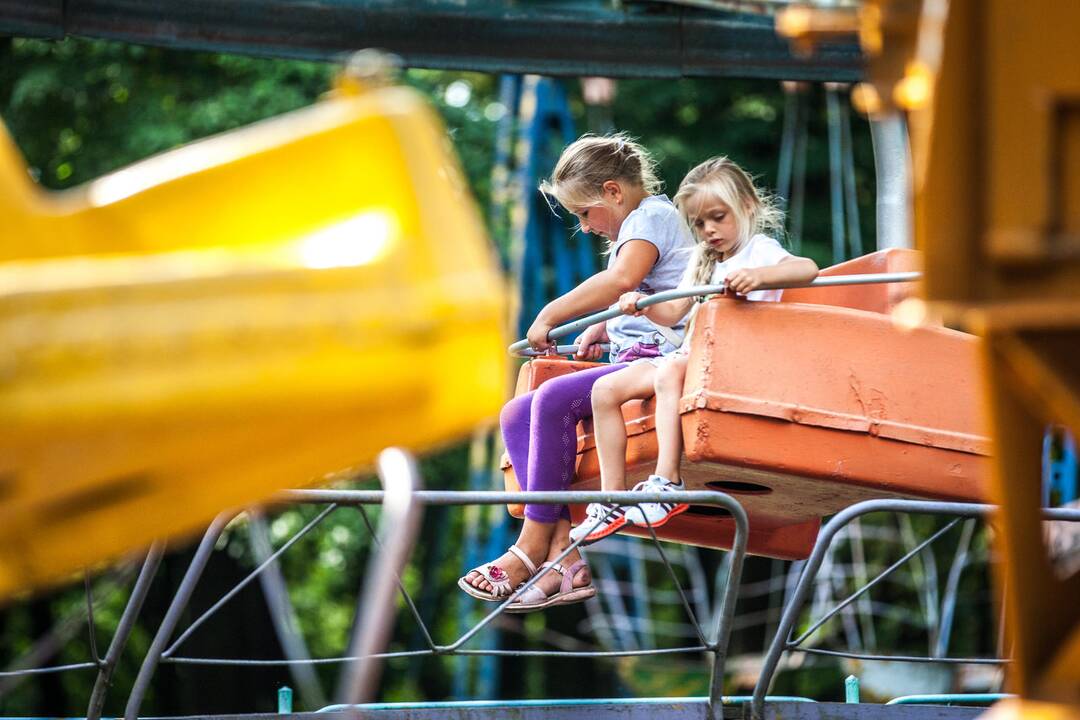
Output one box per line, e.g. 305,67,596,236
503,249,990,559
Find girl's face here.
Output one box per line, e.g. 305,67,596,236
686,193,742,257
568,180,636,240
570,203,620,240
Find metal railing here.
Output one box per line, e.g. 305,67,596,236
13,269,1036,719
750,499,1080,720
509,271,922,356
0,545,164,720
119,471,749,720
886,694,1015,706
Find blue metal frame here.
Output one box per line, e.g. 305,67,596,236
1043,426,1078,507
515,76,590,338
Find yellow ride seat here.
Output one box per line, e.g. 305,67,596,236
0,73,507,597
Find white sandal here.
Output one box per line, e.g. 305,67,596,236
458,544,538,601
505,559,596,613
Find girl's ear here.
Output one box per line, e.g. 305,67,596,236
602,180,623,204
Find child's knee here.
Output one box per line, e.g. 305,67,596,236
500,393,531,428
591,375,621,411
532,378,585,424
654,361,686,395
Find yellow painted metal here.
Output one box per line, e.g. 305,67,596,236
871,0,1080,706
0,74,508,598
982,700,1080,720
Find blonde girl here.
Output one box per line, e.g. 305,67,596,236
571,156,819,544
459,134,694,611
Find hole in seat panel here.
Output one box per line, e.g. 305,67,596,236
684,505,733,518
705,480,773,495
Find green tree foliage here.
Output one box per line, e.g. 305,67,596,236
0,38,335,187
0,34,980,718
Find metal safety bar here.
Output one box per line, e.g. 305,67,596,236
886,694,1015,706
750,499,1080,720
123,487,748,720
507,271,922,355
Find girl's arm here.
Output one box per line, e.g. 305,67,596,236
527,239,658,350
618,292,694,327
725,256,819,295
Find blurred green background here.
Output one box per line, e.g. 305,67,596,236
0,37,997,717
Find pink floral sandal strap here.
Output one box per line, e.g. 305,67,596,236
476,545,538,599
561,559,590,594
474,563,514,597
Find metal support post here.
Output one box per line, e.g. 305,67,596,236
340,448,424,707
826,83,846,263
869,111,912,250
124,512,236,720
706,501,749,720
87,543,165,720
249,513,328,709
839,96,864,257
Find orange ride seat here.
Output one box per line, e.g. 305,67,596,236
502,249,990,559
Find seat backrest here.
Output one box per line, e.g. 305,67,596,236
780,248,921,315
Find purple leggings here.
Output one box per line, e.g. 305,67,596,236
500,363,628,523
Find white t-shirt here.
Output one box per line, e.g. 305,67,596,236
605,195,694,360
672,234,792,354
678,233,792,302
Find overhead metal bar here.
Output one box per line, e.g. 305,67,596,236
0,1,863,81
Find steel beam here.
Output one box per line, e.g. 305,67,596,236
0,1,862,81
0,0,61,37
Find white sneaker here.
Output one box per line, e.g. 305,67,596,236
570,502,631,545
623,475,689,528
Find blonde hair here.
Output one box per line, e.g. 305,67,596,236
674,156,785,287
539,133,661,215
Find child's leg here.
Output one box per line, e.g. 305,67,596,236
621,356,691,529
523,362,629,512
542,516,592,590
590,362,659,491
500,392,535,490
652,355,690,484
466,369,613,597
569,362,661,546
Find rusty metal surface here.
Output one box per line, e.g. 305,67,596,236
0,1,863,81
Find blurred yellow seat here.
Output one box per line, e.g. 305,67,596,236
0,75,507,597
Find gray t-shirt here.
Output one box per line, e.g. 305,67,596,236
605,195,694,359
